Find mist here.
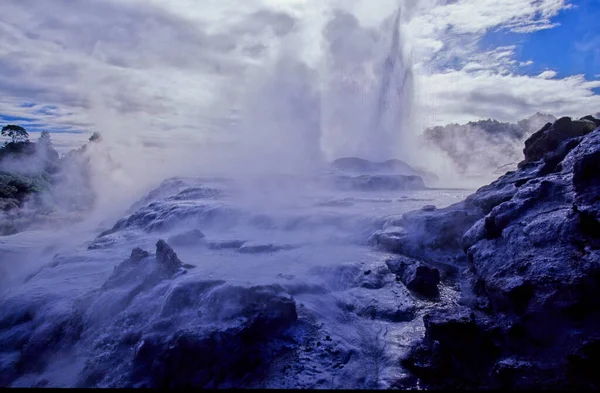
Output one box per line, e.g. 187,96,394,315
3,0,593,389
54,1,430,222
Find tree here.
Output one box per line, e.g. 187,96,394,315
37,131,52,147
89,132,102,143
1,125,29,143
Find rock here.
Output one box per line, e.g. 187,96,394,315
155,240,183,273
386,257,440,298
521,117,597,165
581,115,600,128
130,284,298,388
333,174,426,191
168,187,220,201
538,136,583,175
573,148,600,197
402,307,499,389
7,311,84,383
401,127,600,388
167,229,206,246
369,226,408,254
337,285,416,322
130,247,150,263
371,151,545,268
357,265,395,290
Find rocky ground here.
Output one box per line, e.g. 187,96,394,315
2,115,600,389
372,115,600,389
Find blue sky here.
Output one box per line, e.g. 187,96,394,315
0,0,598,147
480,0,600,89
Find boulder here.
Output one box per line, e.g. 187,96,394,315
336,285,416,322
520,117,597,166
129,284,297,388
386,257,440,298
402,306,499,389
155,239,183,273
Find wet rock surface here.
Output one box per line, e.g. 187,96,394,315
0,239,299,388
128,284,298,388
4,115,599,389
394,117,600,389
386,257,440,298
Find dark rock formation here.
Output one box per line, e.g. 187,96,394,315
582,115,600,128
155,239,184,274
520,116,597,166
386,256,440,298
396,116,600,389
336,285,416,323
130,284,297,388
0,243,298,388
130,247,150,262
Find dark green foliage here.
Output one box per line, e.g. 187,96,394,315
0,125,98,236
0,141,36,159
1,125,29,143
0,172,52,210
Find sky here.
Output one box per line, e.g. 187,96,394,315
0,0,598,154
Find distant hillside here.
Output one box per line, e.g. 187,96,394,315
423,113,557,175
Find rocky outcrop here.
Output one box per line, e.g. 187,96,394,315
0,239,298,388
129,284,297,388
386,256,440,298
393,115,600,389
520,116,597,167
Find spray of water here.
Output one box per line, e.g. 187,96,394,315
319,2,415,163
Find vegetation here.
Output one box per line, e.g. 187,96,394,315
0,125,100,235
1,124,29,143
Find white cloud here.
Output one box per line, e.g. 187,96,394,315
0,0,598,168
538,70,558,79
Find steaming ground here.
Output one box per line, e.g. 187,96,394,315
0,172,469,388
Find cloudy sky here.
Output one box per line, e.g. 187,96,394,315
0,0,598,154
